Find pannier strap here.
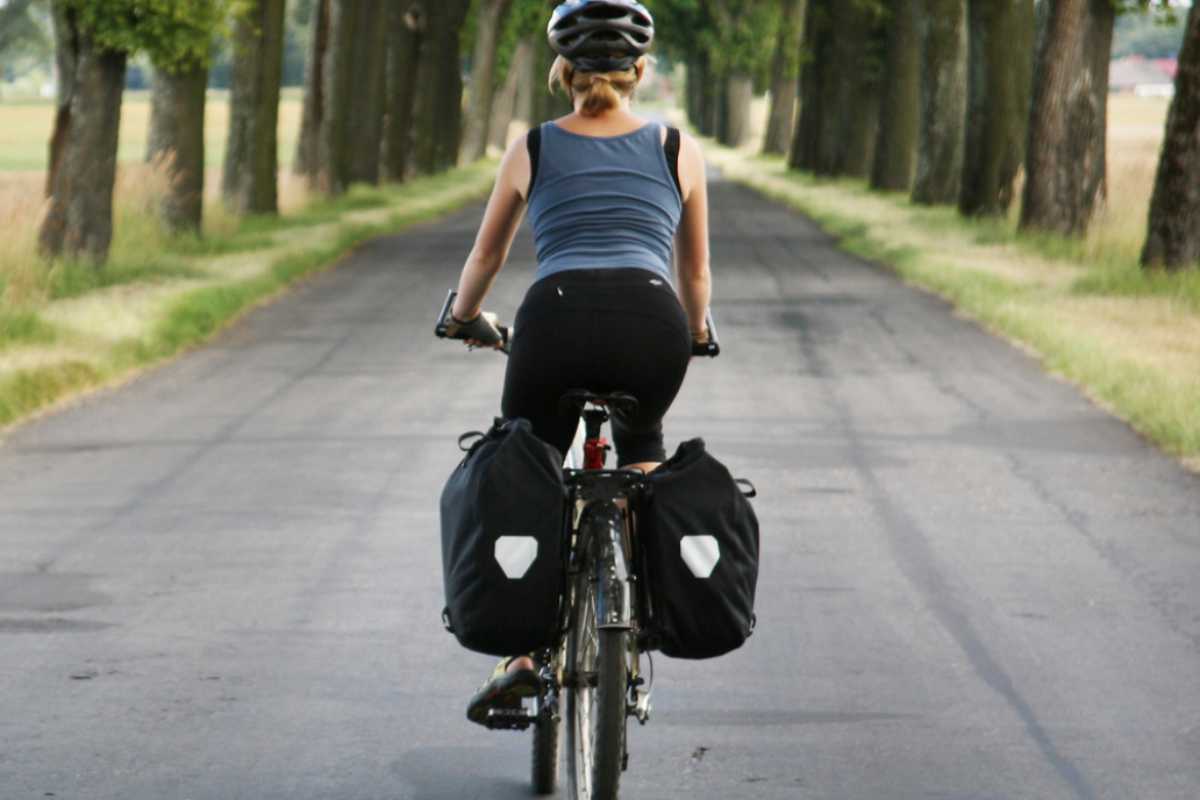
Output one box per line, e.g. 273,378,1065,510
735,478,757,499
458,431,485,451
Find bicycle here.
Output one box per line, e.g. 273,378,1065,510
435,289,719,799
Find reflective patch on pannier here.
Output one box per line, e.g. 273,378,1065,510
680,535,720,578
495,536,539,579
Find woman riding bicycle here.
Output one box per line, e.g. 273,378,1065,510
444,0,712,725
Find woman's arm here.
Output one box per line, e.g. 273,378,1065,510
450,136,531,321
674,132,712,341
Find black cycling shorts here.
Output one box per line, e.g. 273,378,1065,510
501,268,691,465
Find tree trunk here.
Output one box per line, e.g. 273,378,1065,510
714,77,730,143
704,70,721,137
355,3,389,184
319,0,388,194
1141,3,1200,271
514,36,536,127
912,0,968,205
690,53,718,137
1018,0,1114,236
461,0,514,164
490,36,532,150
222,0,286,215
830,1,885,178
718,72,754,148
802,0,880,176
790,0,829,171
686,57,704,131
763,0,807,156
382,3,423,182
529,35,571,128
870,0,921,191
294,0,330,179
959,0,1035,217
411,0,471,174
39,3,126,264
700,55,717,137
838,91,881,178
319,0,353,192
147,63,207,234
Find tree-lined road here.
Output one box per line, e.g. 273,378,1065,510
2,178,1199,799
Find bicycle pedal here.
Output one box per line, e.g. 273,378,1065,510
485,708,536,731
628,697,652,725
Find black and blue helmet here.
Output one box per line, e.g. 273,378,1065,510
547,0,655,72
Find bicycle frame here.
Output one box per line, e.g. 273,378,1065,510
528,401,653,797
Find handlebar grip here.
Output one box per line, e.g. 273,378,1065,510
691,310,720,358
457,314,505,347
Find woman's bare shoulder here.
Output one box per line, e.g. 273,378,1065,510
676,130,706,201
499,131,533,200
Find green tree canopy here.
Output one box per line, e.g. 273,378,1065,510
699,0,782,82
60,0,226,71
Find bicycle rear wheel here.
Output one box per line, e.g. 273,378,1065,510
566,576,627,800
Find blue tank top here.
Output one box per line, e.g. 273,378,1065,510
527,122,682,284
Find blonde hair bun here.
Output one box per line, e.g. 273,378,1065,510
549,56,641,118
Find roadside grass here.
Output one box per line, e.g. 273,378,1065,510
0,309,57,349
707,146,1200,471
0,361,100,427
1070,261,1200,311
0,160,496,430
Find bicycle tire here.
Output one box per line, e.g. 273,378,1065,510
531,704,561,795
566,578,627,800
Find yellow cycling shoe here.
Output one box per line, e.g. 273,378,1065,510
466,656,541,726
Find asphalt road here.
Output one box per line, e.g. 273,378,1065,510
2,174,1199,800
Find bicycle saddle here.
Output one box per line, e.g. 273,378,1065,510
559,390,640,419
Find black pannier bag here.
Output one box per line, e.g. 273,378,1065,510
440,418,567,656
639,438,759,659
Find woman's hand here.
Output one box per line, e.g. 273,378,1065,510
446,311,506,349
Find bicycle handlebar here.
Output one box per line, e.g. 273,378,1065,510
434,290,510,353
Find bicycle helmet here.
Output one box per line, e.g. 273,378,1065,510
547,0,655,73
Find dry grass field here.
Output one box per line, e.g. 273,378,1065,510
1095,94,1171,264
0,92,306,306
0,90,303,172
